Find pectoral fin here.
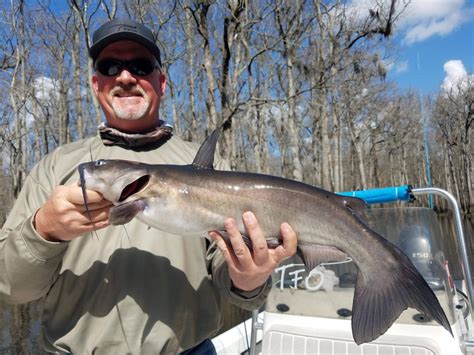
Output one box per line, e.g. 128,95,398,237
297,244,348,270
109,200,146,225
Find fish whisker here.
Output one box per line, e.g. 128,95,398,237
120,225,131,247
78,162,100,241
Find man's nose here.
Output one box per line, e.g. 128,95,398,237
115,69,137,85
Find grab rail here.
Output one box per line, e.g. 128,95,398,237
411,188,473,311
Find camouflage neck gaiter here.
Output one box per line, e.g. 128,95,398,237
98,121,173,151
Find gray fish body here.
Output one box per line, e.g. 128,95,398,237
137,166,375,266
78,130,452,345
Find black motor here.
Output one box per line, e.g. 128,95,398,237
399,225,443,290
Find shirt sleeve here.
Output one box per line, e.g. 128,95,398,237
206,240,271,311
0,165,69,304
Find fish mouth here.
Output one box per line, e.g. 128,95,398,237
119,175,150,202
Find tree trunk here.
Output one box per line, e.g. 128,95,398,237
184,9,199,141
72,17,84,139
191,2,219,131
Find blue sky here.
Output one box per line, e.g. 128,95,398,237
32,0,474,98
384,0,474,95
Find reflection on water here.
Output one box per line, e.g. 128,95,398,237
0,301,44,354
438,213,473,280
0,211,472,352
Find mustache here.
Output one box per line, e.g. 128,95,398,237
110,85,146,97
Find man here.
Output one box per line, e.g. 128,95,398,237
0,19,297,353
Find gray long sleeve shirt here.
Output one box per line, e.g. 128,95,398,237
0,134,270,353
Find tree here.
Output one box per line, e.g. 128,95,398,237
433,78,474,214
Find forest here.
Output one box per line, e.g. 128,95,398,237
0,0,472,223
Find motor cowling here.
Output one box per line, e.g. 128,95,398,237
399,225,442,290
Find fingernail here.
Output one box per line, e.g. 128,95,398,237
224,218,234,229
281,223,290,233
243,211,255,223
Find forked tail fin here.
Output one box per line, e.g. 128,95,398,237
351,241,452,345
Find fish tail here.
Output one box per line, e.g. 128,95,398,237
351,238,452,345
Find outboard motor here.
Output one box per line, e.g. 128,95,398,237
398,225,443,290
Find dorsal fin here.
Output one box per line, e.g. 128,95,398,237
192,128,221,169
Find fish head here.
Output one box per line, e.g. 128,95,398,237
78,159,151,204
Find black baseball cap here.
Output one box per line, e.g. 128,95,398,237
89,18,162,68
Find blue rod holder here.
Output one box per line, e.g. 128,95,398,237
337,185,414,205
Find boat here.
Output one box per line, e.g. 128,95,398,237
212,186,474,354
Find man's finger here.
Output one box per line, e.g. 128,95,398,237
224,218,253,270
79,220,110,234
80,206,110,224
68,185,106,205
242,211,269,266
76,199,113,212
208,231,239,267
273,222,298,261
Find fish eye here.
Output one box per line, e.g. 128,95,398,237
95,160,107,167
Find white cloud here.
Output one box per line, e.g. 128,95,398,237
347,0,474,44
400,0,474,44
345,0,390,24
401,1,470,44
25,76,61,126
441,59,473,93
34,76,60,103
394,60,409,74
397,60,409,73
381,59,408,75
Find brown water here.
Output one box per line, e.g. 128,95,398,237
0,212,472,353
0,302,44,354
438,213,473,280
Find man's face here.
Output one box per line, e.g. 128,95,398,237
92,40,166,133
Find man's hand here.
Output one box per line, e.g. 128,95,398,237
34,185,112,242
209,211,297,292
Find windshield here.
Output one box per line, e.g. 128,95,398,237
266,207,456,326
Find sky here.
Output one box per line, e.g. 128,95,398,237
383,0,474,95
32,0,473,100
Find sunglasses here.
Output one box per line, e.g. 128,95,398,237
95,58,160,77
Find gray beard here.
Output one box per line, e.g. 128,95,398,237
110,86,150,120
112,100,150,120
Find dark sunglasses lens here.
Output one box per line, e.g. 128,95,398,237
128,59,155,76
96,59,155,76
97,59,122,76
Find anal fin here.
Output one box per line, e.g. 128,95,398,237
297,244,348,270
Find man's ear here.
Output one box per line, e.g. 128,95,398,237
92,74,99,96
159,73,167,97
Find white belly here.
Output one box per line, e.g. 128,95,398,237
136,197,225,236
